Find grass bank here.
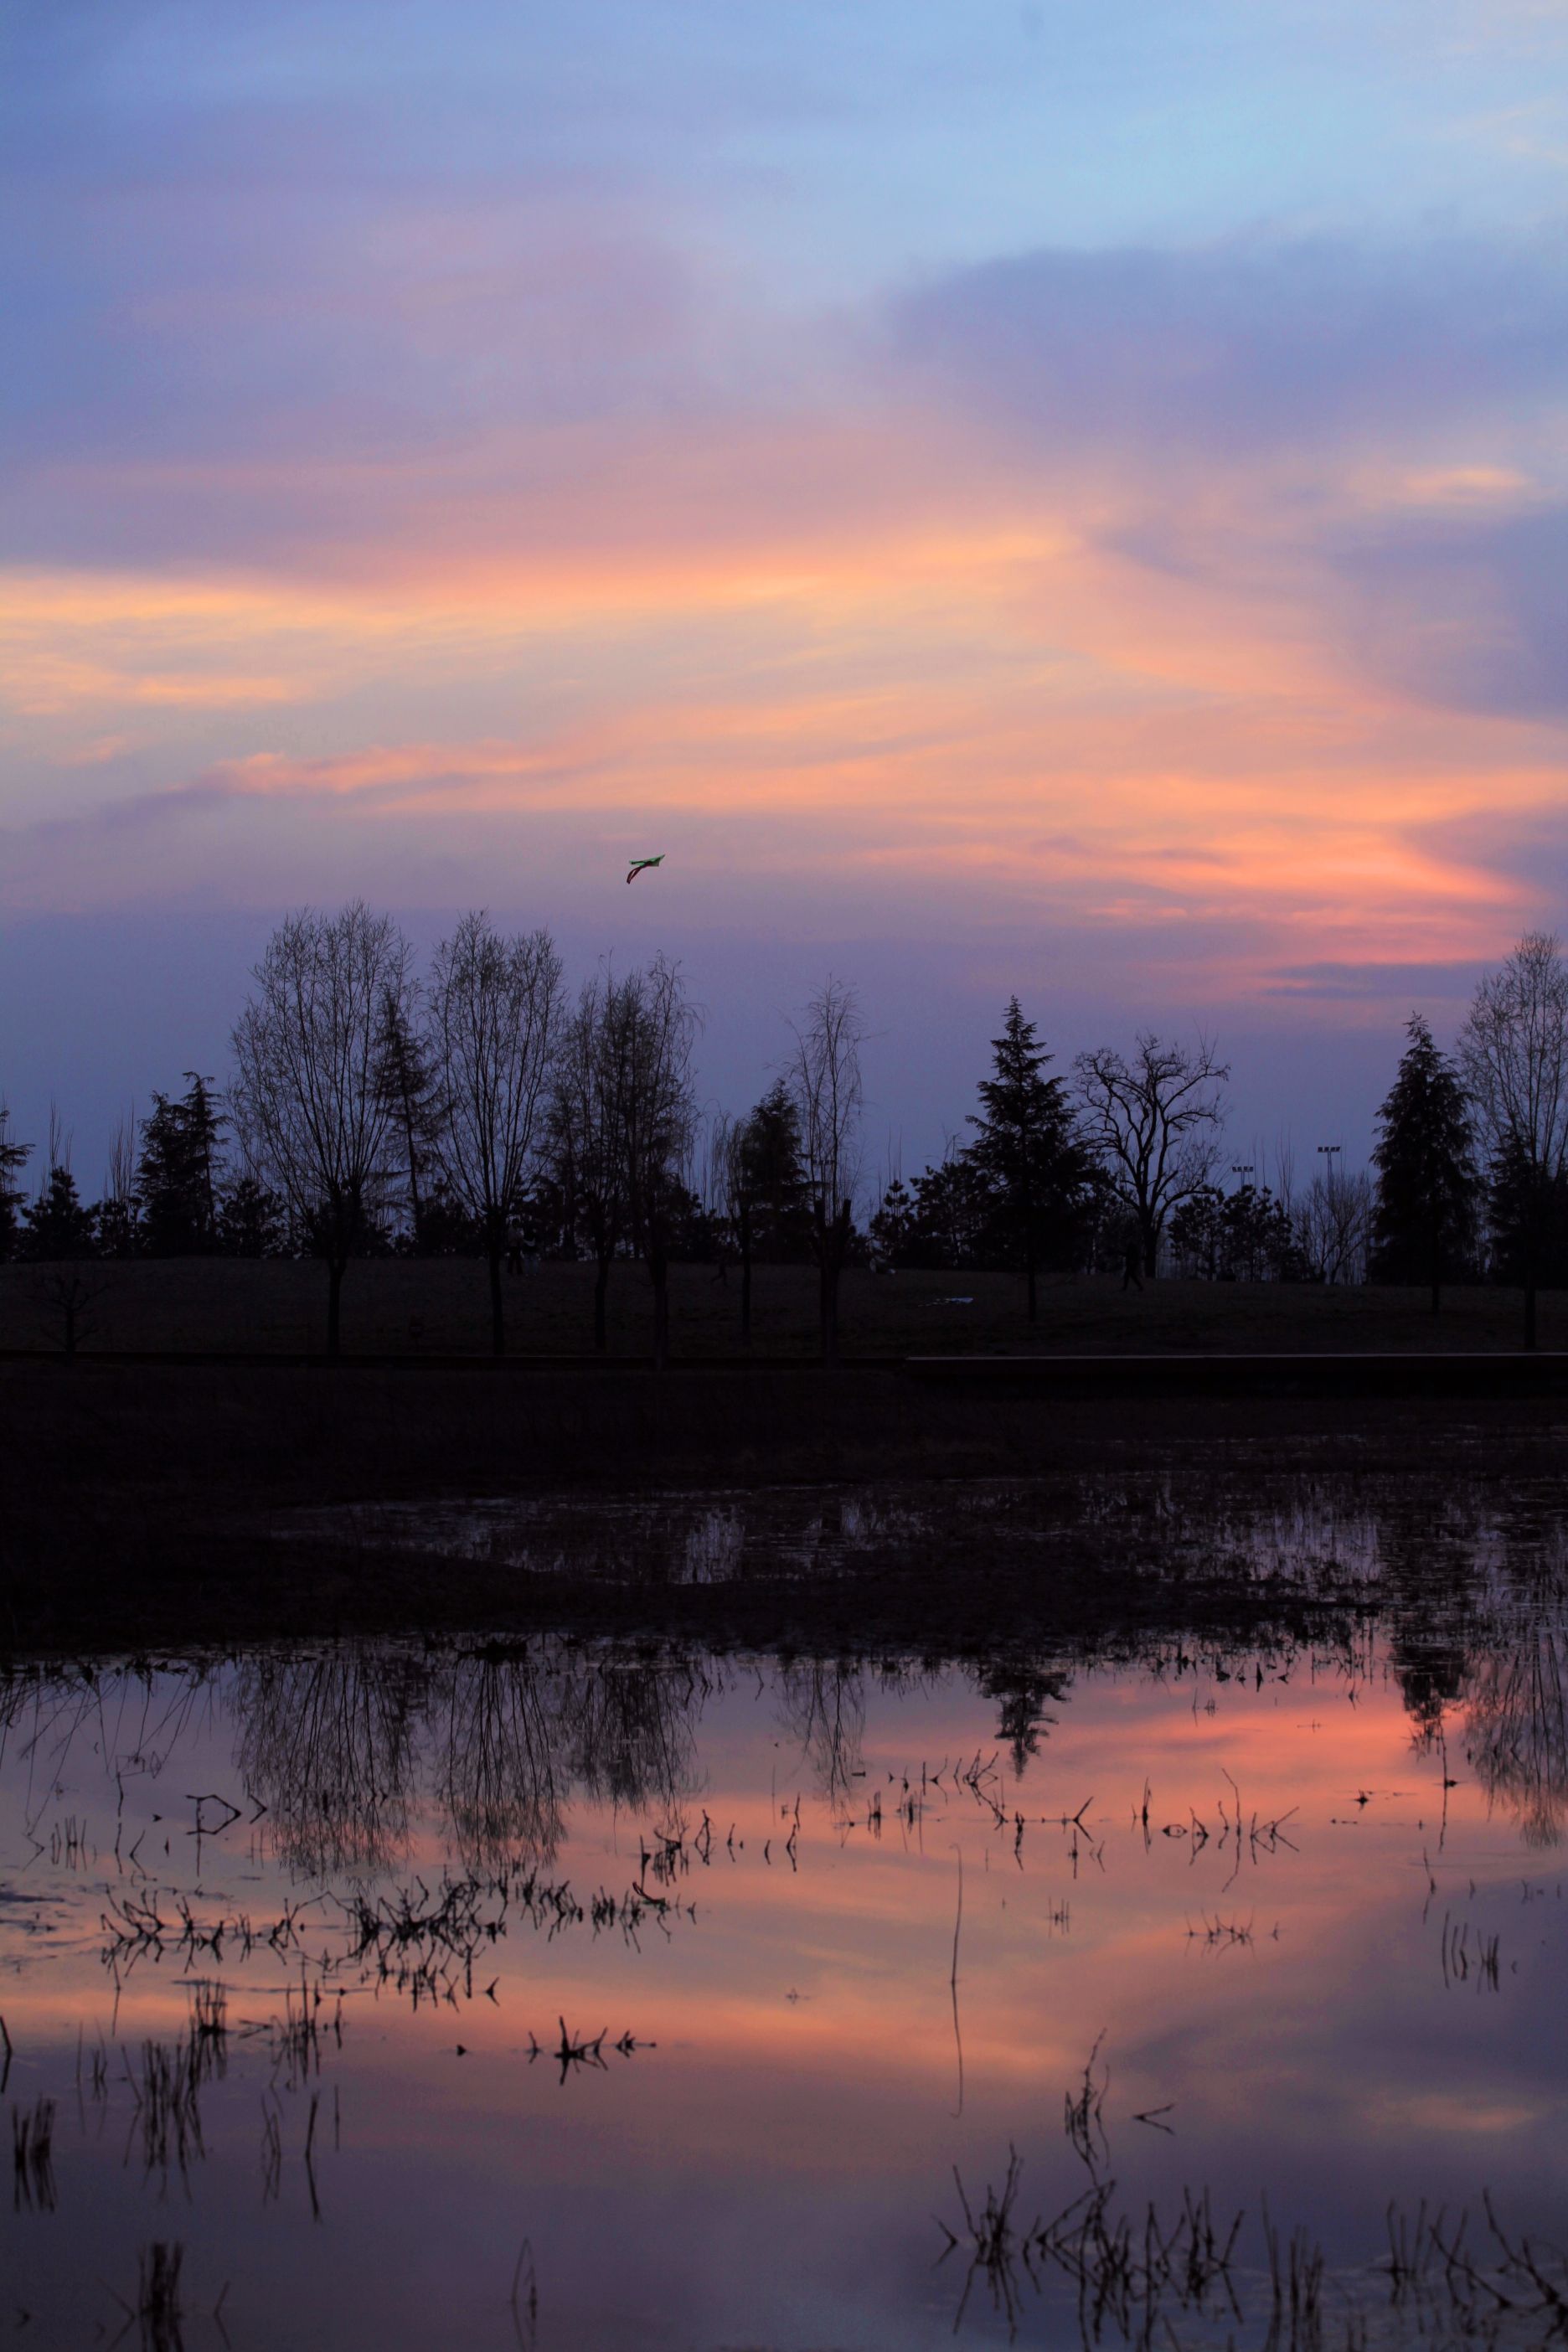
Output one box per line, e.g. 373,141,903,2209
0,1256,1560,1359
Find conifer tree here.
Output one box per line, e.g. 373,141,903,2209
1370,1014,1478,1312
375,982,443,1249
137,1074,224,1255
22,1163,97,1260
966,997,1092,1320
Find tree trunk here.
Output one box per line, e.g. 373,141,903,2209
739,1199,753,1344
487,1246,505,1357
326,1256,345,1359
1525,1276,1538,1352
817,1198,850,1364
1025,1249,1038,1325
593,1256,611,1353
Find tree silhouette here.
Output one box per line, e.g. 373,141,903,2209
22,1163,96,1260
727,1080,808,1341
967,997,1092,1321
1369,1014,1478,1311
549,968,636,1354
618,957,700,1372
231,901,414,1357
1074,1034,1230,1277
0,1103,30,1265
375,980,443,1251
425,912,563,1356
137,1074,224,1256
1459,931,1568,1349
788,977,866,1362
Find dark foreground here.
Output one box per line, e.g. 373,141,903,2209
7,1356,1568,1654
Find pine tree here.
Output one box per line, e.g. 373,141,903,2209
0,1102,29,1265
965,998,1092,1320
137,1074,224,1255
22,1163,97,1260
1369,1014,1478,1311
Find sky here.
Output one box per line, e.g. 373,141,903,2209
3,0,1567,1189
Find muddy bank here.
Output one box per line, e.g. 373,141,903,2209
3,1360,1565,1653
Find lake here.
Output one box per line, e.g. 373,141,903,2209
3,1478,1566,2347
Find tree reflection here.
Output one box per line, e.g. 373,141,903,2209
235,1651,426,1873
975,1662,1073,1777
233,1643,713,1875
775,1663,866,1808
1464,1627,1568,1849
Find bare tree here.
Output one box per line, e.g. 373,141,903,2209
1295,1164,1374,1285
1073,1034,1230,1277
788,976,866,1361
1460,931,1568,1349
549,967,637,1354
425,912,563,1356
617,957,701,1371
231,901,414,1357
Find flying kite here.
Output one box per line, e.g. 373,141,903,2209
626,855,666,884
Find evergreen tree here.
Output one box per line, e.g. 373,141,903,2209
965,998,1092,1319
22,1163,97,1260
0,1103,29,1265
137,1074,224,1255
375,982,442,1249
1369,1014,1479,1310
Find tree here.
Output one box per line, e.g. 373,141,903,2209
1295,1163,1375,1285
22,1163,97,1260
217,1175,289,1258
1073,1034,1230,1277
137,1074,224,1256
375,980,443,1250
720,1080,809,1342
95,1108,140,1259
1459,931,1568,1349
788,976,866,1362
0,1103,31,1265
425,912,563,1356
966,997,1093,1319
1369,1014,1478,1311
616,957,700,1372
230,901,415,1357
549,968,636,1354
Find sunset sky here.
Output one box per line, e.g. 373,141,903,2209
4,0,1567,1180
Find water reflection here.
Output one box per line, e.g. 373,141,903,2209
4,1476,1568,2347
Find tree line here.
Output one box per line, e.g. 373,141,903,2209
3,908,1566,1354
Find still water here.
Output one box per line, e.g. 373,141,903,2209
3,1482,1567,2348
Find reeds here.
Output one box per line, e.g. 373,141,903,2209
937,2159,1568,2349
12,2095,56,2212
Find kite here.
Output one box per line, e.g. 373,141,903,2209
626,856,666,884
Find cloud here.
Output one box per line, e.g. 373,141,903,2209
1262,958,1493,1000
892,230,1568,463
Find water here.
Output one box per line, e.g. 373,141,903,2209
3,1480,1568,2348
